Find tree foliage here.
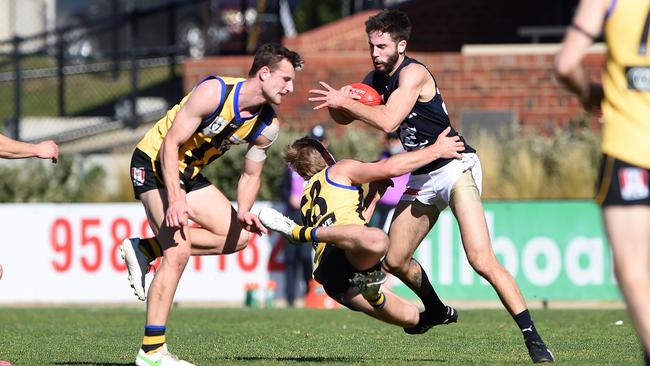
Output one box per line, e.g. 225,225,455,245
0,157,107,202
293,0,344,33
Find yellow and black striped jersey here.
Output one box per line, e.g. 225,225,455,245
300,167,370,268
602,0,650,168
136,76,276,178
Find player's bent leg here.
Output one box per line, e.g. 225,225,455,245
345,285,419,328
146,224,192,325
341,227,388,270
188,219,250,255
452,198,526,315
122,189,168,301
259,207,387,269
383,201,435,278
452,198,554,362
384,200,451,327
187,185,251,255
604,206,650,353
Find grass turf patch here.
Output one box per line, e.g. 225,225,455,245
0,307,643,365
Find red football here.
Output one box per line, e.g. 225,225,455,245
349,83,382,106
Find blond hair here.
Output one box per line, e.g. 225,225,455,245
283,139,328,180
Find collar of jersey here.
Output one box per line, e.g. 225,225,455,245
325,167,357,190
233,81,260,125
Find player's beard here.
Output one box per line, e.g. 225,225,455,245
376,50,399,75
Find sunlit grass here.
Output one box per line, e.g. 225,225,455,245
0,307,642,365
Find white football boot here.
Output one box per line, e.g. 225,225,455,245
135,344,195,366
258,207,298,239
120,238,150,301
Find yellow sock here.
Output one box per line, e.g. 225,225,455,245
366,292,386,308
142,325,166,354
291,226,318,242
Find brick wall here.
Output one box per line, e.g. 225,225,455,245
184,5,604,137
184,49,604,135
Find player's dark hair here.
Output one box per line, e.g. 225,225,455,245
248,43,304,77
365,9,411,42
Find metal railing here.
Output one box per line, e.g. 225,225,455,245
0,0,281,143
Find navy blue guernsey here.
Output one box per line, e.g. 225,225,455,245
371,56,475,175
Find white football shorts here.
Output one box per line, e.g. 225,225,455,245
401,153,483,211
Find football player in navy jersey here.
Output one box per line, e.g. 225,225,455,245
309,9,553,363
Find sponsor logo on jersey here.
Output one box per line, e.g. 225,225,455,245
626,66,650,91
202,116,228,136
321,215,336,227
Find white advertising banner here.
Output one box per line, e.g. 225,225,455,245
0,201,618,303
0,202,287,304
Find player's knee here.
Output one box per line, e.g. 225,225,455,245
234,230,251,252
382,255,409,277
219,230,250,254
164,247,191,271
467,250,498,278
405,307,420,327
614,264,645,284
360,228,388,258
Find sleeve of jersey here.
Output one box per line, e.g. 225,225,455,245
248,107,277,144
244,109,278,162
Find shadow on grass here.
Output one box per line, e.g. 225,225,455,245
51,363,133,366
216,356,446,363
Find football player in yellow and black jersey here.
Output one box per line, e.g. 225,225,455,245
556,0,650,363
259,127,464,329
120,43,303,366
310,9,554,363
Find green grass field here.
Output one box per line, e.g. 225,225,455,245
0,307,643,365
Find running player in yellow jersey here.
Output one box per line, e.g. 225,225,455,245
555,1,650,364
121,43,303,366
259,127,464,328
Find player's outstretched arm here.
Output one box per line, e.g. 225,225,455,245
331,127,463,185
309,64,427,133
0,134,59,162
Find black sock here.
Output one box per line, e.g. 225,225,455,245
513,310,543,343
644,350,649,366
410,259,446,317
